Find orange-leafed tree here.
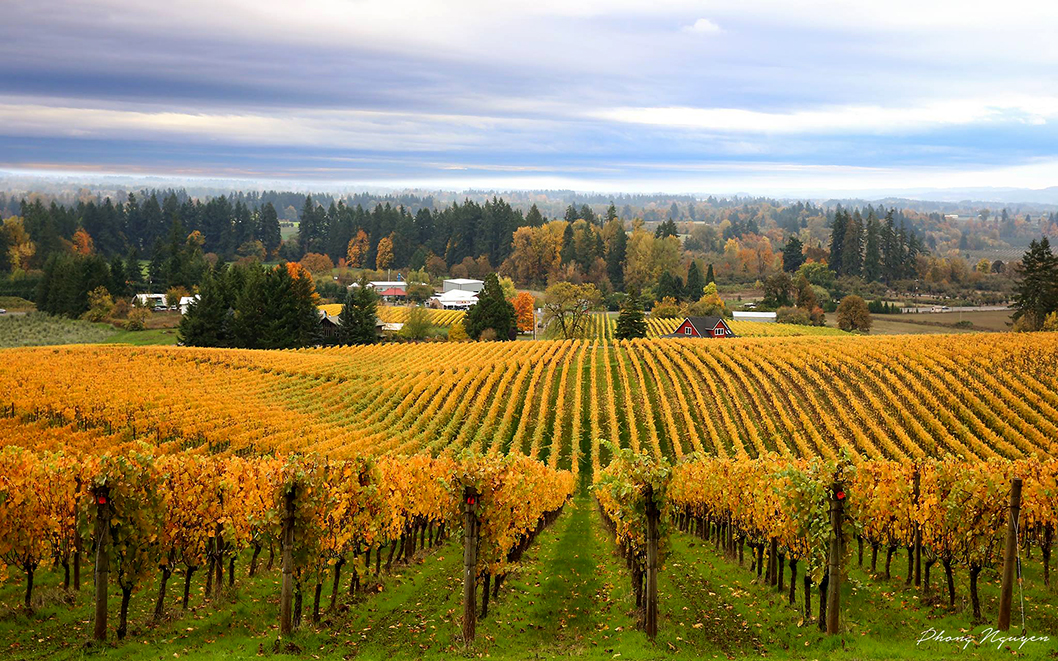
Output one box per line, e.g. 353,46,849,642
512,292,535,333
376,236,394,270
346,230,369,268
72,228,95,255
300,252,334,276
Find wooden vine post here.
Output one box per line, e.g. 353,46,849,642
92,485,111,642
913,467,922,587
462,486,480,645
998,477,1023,632
644,484,660,640
826,482,845,636
279,484,296,636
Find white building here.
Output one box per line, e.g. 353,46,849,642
179,295,201,315
733,311,777,323
442,278,484,294
133,293,167,308
432,289,479,310
349,280,408,300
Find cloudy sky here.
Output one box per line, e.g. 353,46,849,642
2,0,1058,194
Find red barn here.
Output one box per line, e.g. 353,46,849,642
665,316,735,339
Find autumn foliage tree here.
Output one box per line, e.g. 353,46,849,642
299,252,334,276
376,236,394,270
512,292,535,333
346,230,369,268
836,295,872,332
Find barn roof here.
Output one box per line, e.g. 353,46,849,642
663,316,736,338
686,316,727,331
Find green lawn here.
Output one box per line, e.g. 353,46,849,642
104,327,181,346
0,501,1053,660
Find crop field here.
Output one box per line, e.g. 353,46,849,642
2,332,1058,660
2,333,1056,484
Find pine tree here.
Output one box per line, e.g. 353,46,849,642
231,264,269,349
125,250,143,292
706,263,715,284
465,273,516,340
178,272,232,347
258,202,282,257
781,236,804,273
604,219,626,289
615,289,647,339
337,279,379,345
841,211,863,277
862,212,882,282
1013,237,1058,329
526,204,544,227
881,210,900,283
685,261,705,299
829,207,847,275
606,203,618,222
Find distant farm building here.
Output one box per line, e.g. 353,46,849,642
349,280,408,301
318,309,385,342
665,316,735,339
733,311,777,323
133,293,168,309
442,278,484,294
433,288,478,310
179,295,200,315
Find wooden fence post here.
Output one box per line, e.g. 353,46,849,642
998,477,1023,632
826,483,844,636
462,487,480,645
279,485,296,636
644,484,659,640
913,468,922,587
92,486,110,642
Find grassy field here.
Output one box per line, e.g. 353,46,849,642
0,312,118,348
0,296,36,311
1,498,1052,660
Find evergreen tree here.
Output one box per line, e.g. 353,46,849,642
560,222,576,267
654,219,678,239
606,203,618,222
254,264,319,349
657,271,684,301
124,250,143,293
148,239,166,292
1013,237,1058,329
685,261,705,299
178,271,233,347
231,264,269,349
841,210,863,277
298,196,324,256
668,202,680,220
829,207,847,274
465,273,516,340
604,219,627,290
564,204,578,222
526,204,544,227
781,235,804,273
862,212,882,282
337,279,379,345
706,263,715,284
615,289,647,339
881,210,900,283
258,202,282,257
0,226,10,274
109,255,128,297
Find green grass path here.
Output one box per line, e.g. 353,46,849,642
1,501,1055,660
